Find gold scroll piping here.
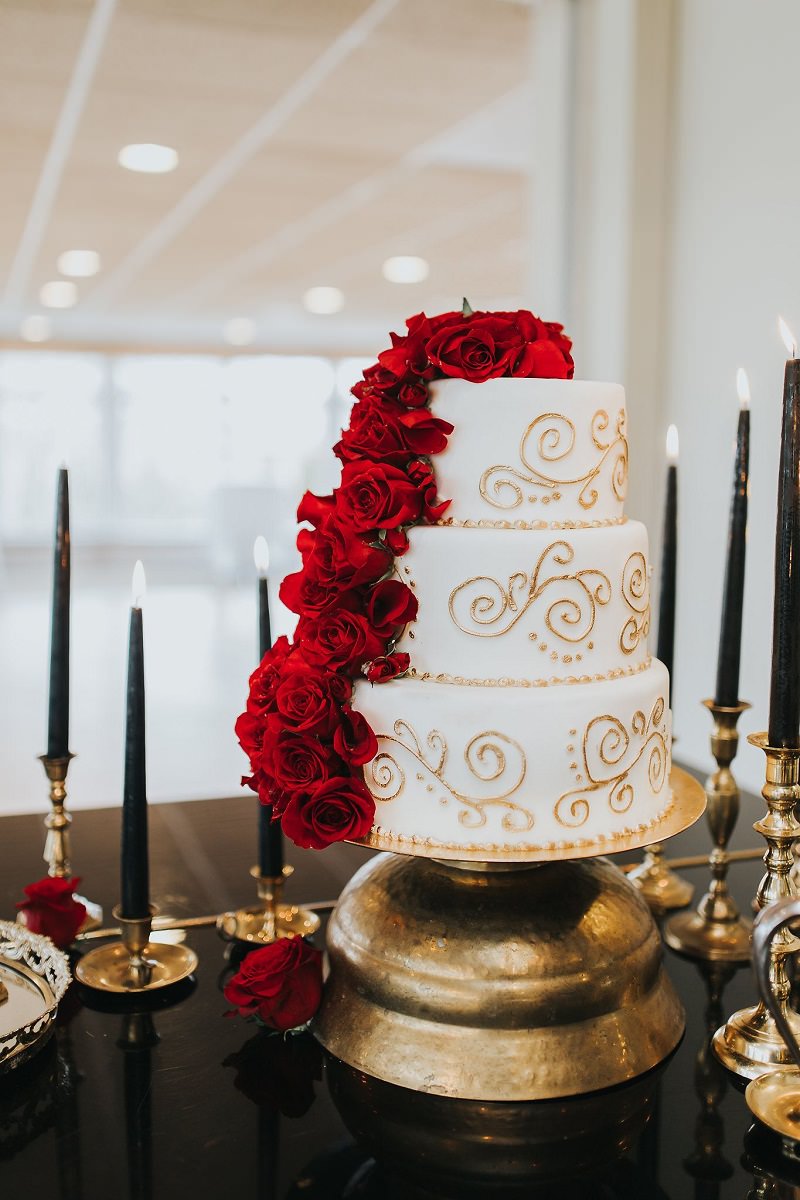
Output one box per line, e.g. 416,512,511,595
448,540,610,643
554,697,668,829
479,409,628,512
619,551,651,655
366,720,531,833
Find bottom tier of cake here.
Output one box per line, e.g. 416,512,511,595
352,660,672,854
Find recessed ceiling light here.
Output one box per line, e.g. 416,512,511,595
58,249,101,277
40,280,77,309
118,143,179,174
223,317,257,346
303,286,344,315
382,255,430,284
20,315,52,343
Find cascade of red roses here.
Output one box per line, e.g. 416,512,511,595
236,305,574,850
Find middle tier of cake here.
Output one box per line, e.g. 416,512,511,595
395,520,651,684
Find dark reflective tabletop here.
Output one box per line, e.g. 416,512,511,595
1,786,798,1198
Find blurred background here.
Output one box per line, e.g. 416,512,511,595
0,0,797,813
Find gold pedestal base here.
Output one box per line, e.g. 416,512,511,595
75,905,198,994
747,1067,800,1147
665,908,752,963
315,852,685,1101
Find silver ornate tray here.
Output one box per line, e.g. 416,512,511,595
0,920,71,1074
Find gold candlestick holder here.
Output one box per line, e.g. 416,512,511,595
74,904,198,993
712,733,800,1080
628,737,694,912
216,864,321,945
665,700,752,961
39,753,102,932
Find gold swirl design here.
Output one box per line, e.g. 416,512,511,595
619,551,651,655
408,659,651,688
365,720,532,833
436,517,628,530
479,409,628,512
554,697,668,829
448,540,611,645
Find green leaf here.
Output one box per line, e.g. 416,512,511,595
462,297,474,317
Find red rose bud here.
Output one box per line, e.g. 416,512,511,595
397,409,453,455
223,937,323,1032
280,776,375,850
384,527,410,556
297,609,384,673
366,653,410,683
16,875,87,948
396,379,429,408
407,460,451,522
333,704,378,765
336,461,423,533
366,578,418,633
297,490,335,528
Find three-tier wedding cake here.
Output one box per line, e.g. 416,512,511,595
353,376,671,854
237,306,672,861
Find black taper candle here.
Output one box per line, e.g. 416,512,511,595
657,429,678,701
47,468,70,758
255,537,284,877
714,385,750,707
768,348,800,748
120,566,149,918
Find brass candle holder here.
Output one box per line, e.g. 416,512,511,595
665,700,752,961
628,841,694,913
74,904,198,993
216,864,321,945
39,753,102,932
712,734,800,1079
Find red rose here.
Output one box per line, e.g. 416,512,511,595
263,726,343,791
245,635,294,715
407,459,451,522
280,776,375,850
16,876,86,947
223,937,323,1031
427,315,523,382
336,461,423,533
385,527,410,556
377,330,433,380
397,379,429,408
274,669,351,735
334,397,410,465
351,363,401,403
297,609,384,672
365,578,418,633
513,335,573,379
236,708,264,762
280,568,360,617
297,520,389,592
333,704,378,765
365,652,410,683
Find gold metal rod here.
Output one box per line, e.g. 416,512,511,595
76,900,337,942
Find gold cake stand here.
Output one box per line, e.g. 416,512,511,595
315,767,705,1101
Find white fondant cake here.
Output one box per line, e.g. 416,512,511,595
353,377,672,854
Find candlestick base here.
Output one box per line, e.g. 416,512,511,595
75,905,198,994
665,701,752,962
39,753,103,931
712,733,800,1081
216,865,321,945
627,842,694,912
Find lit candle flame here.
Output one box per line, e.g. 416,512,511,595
666,424,679,463
736,367,750,408
779,315,797,358
253,536,270,576
132,560,146,608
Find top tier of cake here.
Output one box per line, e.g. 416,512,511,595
429,377,627,527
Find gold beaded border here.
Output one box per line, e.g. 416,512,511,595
434,516,628,531
407,658,652,689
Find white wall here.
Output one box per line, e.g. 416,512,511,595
664,0,800,792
